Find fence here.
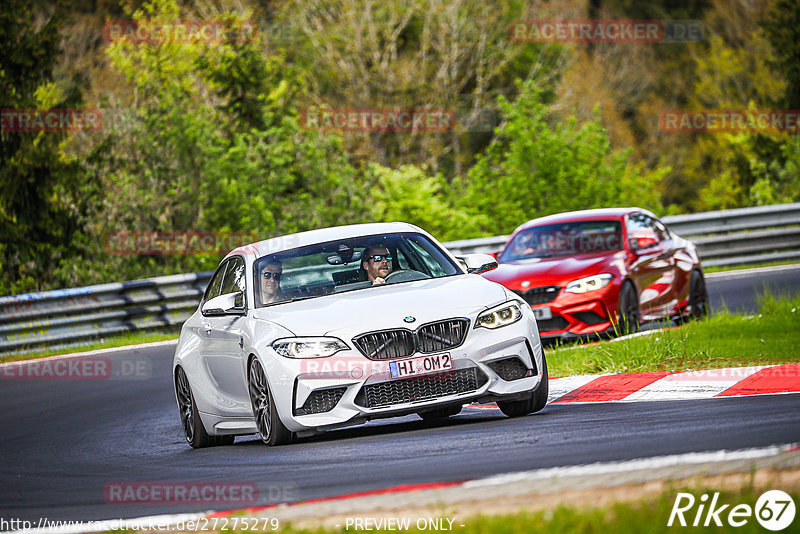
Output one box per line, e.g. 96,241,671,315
1,203,799,354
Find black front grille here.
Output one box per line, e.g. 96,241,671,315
356,367,488,408
296,387,347,415
353,329,415,360
537,315,570,332
513,286,561,305
353,319,470,360
416,319,470,353
487,357,530,381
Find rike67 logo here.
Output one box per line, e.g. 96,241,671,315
668,490,796,531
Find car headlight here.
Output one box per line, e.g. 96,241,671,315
272,337,349,358
565,273,614,294
476,302,523,329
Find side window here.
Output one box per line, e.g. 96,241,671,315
406,239,448,276
627,213,660,249
653,219,670,241
204,261,229,303
219,256,246,308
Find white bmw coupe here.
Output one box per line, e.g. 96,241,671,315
173,223,548,448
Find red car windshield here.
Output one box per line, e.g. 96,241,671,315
500,220,623,261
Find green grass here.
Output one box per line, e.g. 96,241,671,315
0,330,178,363
703,260,800,274
454,486,799,534
214,482,797,534
546,292,800,377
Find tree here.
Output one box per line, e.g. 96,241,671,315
0,0,91,295
761,0,800,108
462,78,666,234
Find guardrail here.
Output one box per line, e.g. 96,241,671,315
1,203,798,354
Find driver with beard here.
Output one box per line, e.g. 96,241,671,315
360,244,394,285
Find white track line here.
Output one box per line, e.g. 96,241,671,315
705,263,800,279
463,443,798,488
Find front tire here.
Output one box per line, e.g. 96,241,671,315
248,357,294,446
175,367,234,448
617,281,640,335
497,355,549,417
688,270,709,319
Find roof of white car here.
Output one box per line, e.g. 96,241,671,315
226,222,424,259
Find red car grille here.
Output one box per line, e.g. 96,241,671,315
513,286,561,305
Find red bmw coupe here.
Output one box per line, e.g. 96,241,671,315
482,208,708,340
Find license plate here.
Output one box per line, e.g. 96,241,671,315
532,307,553,320
389,353,452,379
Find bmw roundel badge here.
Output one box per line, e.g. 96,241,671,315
403,316,416,323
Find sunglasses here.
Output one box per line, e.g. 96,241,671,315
369,254,393,263
261,271,282,280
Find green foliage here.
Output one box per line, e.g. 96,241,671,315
0,0,93,295
462,79,666,234
761,0,800,108
364,163,486,241
74,0,367,284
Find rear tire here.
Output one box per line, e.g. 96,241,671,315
248,357,294,446
497,355,549,417
175,367,234,448
688,270,710,319
617,281,640,335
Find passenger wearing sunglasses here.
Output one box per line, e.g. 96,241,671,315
361,245,393,285
260,259,283,304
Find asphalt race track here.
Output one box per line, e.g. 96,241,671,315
1,265,799,523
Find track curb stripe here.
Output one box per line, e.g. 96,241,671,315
717,363,800,397
553,371,670,403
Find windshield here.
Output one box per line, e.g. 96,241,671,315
253,232,461,307
500,220,623,262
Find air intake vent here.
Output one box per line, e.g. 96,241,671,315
355,367,488,408
296,387,347,415
487,357,530,381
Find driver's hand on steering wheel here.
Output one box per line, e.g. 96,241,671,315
372,277,386,285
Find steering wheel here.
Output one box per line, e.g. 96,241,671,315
383,269,431,284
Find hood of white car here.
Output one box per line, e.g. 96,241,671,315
250,275,508,336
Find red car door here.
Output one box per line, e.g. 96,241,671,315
625,213,676,319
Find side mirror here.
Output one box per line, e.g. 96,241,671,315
629,236,657,250
202,291,245,316
489,251,500,260
457,253,499,274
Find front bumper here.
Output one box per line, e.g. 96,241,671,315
262,316,544,433
529,286,620,340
